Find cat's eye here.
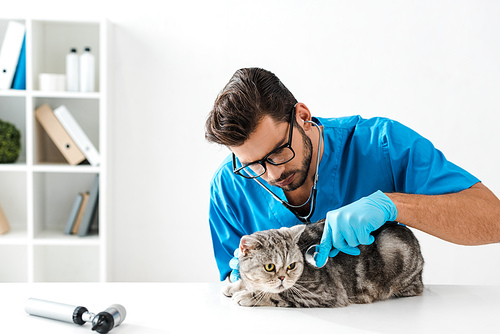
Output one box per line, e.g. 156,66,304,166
287,263,296,270
264,263,275,272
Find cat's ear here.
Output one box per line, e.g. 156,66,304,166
289,224,306,243
239,235,262,256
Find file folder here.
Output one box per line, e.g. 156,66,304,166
0,21,25,90
35,104,86,165
54,105,101,166
11,34,26,90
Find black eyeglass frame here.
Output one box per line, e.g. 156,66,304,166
232,106,296,179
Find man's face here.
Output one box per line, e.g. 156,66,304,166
231,115,313,192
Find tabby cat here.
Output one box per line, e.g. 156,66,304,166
223,220,424,307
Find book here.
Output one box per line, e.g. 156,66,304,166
35,104,86,165
11,34,26,90
72,192,90,235
53,105,100,166
0,202,10,235
0,21,25,90
78,174,99,237
64,193,83,235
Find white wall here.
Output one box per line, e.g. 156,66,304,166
5,0,500,284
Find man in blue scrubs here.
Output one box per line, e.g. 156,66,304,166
205,68,500,282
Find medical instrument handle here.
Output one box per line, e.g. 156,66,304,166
25,298,88,325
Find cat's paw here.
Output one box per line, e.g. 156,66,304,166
232,290,258,307
222,284,233,297
222,280,243,297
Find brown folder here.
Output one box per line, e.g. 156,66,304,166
34,104,86,165
0,203,10,235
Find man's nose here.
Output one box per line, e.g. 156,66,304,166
265,163,285,180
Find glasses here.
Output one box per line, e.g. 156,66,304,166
232,106,296,179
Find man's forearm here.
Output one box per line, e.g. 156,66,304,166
386,182,500,245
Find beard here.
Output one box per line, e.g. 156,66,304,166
269,126,313,192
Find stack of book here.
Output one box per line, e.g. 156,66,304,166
0,21,26,90
64,174,99,237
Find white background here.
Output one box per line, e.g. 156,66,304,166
4,0,500,284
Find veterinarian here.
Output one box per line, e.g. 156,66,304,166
205,67,500,282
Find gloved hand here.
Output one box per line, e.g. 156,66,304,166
229,248,240,282
315,190,397,267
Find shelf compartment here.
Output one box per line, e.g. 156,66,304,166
0,245,27,282
33,244,99,282
32,97,99,165
33,172,98,237
0,171,27,232
30,20,100,92
0,96,27,164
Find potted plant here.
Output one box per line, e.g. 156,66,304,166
0,119,21,163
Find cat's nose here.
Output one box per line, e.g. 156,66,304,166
278,276,285,281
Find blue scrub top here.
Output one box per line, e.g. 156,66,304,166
208,116,479,281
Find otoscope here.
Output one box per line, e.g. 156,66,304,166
25,298,126,333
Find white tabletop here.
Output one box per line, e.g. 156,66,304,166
0,283,497,333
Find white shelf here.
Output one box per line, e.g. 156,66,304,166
32,163,100,173
0,89,26,97
33,230,100,245
0,163,28,172
0,90,100,99
31,90,101,99
0,18,109,283
0,228,28,245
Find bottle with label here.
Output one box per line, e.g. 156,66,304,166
66,48,79,92
79,47,95,92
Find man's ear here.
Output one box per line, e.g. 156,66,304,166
294,103,313,130
239,235,262,256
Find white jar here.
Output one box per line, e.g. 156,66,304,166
79,47,95,92
66,48,79,91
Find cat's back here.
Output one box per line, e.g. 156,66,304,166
295,221,424,305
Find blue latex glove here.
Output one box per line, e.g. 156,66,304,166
229,248,240,282
315,190,397,267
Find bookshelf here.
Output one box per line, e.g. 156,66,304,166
0,18,109,282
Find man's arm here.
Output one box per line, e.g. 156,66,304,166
387,182,500,245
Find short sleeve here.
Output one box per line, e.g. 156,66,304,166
383,120,479,195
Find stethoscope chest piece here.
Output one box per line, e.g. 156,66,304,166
305,244,327,268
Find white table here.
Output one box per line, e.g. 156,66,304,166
0,283,497,333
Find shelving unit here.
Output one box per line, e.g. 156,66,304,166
0,18,109,282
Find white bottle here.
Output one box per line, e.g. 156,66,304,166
79,47,95,92
66,48,79,92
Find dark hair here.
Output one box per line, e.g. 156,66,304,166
205,68,297,147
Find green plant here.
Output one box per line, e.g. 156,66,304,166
0,119,21,163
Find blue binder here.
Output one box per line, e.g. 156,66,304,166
11,34,26,90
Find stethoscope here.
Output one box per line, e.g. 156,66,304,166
252,118,323,224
